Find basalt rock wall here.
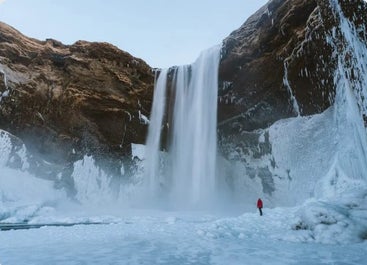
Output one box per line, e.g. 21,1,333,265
218,0,367,194
0,22,154,176
219,0,366,134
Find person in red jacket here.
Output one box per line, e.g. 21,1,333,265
257,198,263,216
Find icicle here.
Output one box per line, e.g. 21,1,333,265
327,0,367,181
283,60,301,116
0,67,10,103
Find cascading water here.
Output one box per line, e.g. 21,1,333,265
170,46,221,207
144,69,169,197
144,46,221,208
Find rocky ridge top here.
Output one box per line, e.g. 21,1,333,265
0,22,154,175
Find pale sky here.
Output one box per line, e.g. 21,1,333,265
0,0,268,68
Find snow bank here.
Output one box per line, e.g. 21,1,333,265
0,130,59,223
268,108,337,206
131,143,145,160
195,195,367,244
0,130,29,170
0,167,66,223
290,193,367,244
71,155,114,205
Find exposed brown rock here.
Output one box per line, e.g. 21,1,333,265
217,0,367,192
0,22,154,167
218,0,367,136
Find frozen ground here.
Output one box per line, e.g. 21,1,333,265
0,205,366,265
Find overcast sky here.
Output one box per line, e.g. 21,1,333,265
0,0,268,68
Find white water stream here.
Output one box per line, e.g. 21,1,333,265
144,46,221,208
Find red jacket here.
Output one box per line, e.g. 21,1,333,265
257,199,263,208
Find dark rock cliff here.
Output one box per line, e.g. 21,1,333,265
219,0,366,133
218,0,367,194
0,22,154,176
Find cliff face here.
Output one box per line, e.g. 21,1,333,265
218,0,366,133
0,22,154,171
218,0,367,194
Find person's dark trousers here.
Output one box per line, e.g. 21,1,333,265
258,208,263,216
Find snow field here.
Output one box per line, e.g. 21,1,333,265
0,207,366,265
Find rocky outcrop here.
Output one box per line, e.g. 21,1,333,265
218,0,366,134
0,22,154,173
218,0,367,194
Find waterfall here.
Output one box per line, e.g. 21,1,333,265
144,46,221,208
144,69,169,196
170,46,221,207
